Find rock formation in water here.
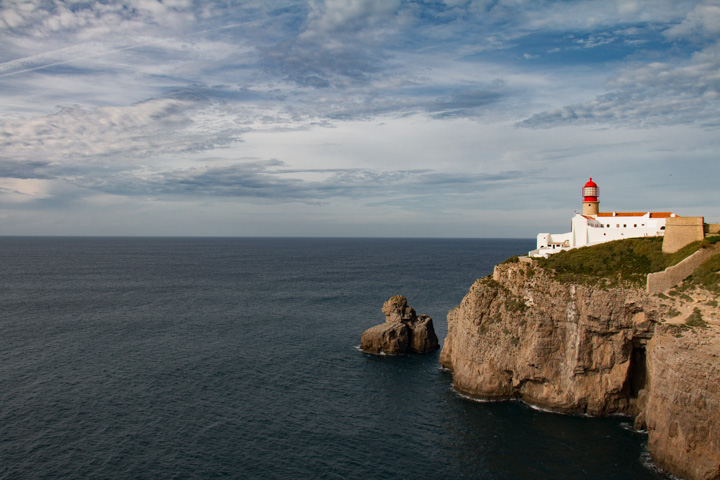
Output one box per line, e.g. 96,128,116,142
440,259,720,480
361,295,439,355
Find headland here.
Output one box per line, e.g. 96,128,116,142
440,237,720,480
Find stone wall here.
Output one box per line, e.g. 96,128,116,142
662,216,705,254
647,243,720,295
706,223,720,235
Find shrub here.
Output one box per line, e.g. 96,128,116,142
685,308,708,328
685,254,720,295
536,237,716,288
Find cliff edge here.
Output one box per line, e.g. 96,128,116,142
440,259,720,480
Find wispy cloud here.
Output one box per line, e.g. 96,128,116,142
518,40,720,128
1,0,719,235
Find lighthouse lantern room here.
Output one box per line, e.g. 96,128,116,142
582,177,599,216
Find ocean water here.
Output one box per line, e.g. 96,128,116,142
0,237,671,480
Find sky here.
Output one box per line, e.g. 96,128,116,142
1,0,719,238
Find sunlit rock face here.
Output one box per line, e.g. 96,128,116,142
440,260,720,480
644,326,720,480
361,296,439,355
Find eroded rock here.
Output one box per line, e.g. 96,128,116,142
361,296,439,354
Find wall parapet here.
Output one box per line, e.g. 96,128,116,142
647,243,720,295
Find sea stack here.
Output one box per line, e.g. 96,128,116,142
361,295,439,355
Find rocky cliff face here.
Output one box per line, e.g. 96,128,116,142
643,324,720,480
440,260,720,480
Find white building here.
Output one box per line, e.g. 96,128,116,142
529,178,676,258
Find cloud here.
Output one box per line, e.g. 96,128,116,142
76,156,523,204
1,152,523,206
0,160,55,180
0,0,196,36
518,40,720,128
300,0,402,37
1,1,719,235
0,97,224,163
664,3,720,40
259,0,406,89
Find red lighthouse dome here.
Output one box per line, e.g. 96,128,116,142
582,177,598,202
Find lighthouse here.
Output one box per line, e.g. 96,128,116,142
530,176,678,258
582,177,599,216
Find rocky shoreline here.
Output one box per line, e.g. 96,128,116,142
440,260,720,480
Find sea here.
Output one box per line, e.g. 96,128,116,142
0,237,673,480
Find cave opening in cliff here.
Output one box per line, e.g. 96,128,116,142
627,345,647,398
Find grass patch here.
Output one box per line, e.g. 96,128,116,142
480,275,498,287
505,296,528,313
536,236,719,287
685,308,708,328
683,254,720,295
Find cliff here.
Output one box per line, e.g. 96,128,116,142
440,259,720,480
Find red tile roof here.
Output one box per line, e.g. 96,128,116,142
595,212,675,218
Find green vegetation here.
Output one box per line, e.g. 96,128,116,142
480,275,498,287
505,296,528,313
679,293,693,302
685,308,708,328
535,236,720,287
685,254,720,295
